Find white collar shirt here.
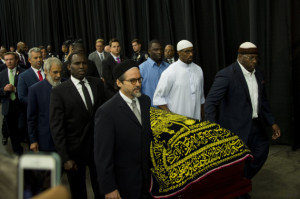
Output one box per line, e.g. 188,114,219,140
31,66,45,80
70,76,94,109
119,90,141,114
238,60,258,118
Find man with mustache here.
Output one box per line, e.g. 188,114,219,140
139,40,169,106
153,40,205,120
94,59,152,199
50,52,106,199
27,57,63,152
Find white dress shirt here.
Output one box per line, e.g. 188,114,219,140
70,76,94,109
31,66,45,80
119,90,141,114
97,51,105,61
238,60,258,118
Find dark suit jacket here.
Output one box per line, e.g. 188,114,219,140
94,93,151,199
131,50,148,65
88,51,110,77
102,54,127,98
205,62,275,142
27,79,55,151
17,68,40,104
50,77,105,163
61,60,100,79
0,66,25,115
163,56,178,64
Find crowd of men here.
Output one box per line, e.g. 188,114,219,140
0,38,281,199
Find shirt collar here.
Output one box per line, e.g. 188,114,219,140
147,57,168,68
119,90,137,104
31,66,43,73
9,67,17,73
177,59,191,67
110,53,120,60
71,75,87,85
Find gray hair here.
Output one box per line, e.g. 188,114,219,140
44,57,62,72
28,47,41,59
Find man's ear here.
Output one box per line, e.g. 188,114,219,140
67,65,71,71
116,79,122,88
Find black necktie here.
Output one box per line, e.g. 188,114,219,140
79,81,93,114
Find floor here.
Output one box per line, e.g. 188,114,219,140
0,105,299,198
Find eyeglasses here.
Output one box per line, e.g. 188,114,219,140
123,77,143,85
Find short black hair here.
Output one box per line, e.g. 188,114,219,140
148,39,161,50
131,38,141,44
109,38,120,46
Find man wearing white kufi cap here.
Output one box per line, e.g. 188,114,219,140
205,42,281,194
153,40,205,120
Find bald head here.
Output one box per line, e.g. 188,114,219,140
17,42,26,53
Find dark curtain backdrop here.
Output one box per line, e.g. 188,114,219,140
0,0,298,148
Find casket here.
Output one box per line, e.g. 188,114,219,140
149,108,252,198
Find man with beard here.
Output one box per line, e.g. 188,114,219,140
27,57,63,152
153,40,205,120
50,52,105,199
139,40,169,106
94,60,152,199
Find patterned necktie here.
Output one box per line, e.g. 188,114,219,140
9,70,16,101
20,54,25,65
116,57,121,63
100,53,104,61
79,81,93,114
131,99,142,124
37,70,43,81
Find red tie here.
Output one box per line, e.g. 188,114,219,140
37,70,43,81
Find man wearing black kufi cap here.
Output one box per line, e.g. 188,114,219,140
205,42,281,197
94,59,152,199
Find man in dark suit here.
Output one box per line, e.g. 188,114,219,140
16,41,30,69
102,38,127,98
205,42,281,181
0,52,25,154
88,39,110,78
27,57,63,152
131,38,148,65
163,44,177,64
94,60,152,199
0,47,7,65
50,52,105,199
61,42,100,79
17,47,44,104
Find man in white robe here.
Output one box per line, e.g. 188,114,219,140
153,40,205,120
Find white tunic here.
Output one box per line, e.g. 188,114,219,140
153,59,205,120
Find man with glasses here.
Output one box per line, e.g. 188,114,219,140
153,40,205,120
94,59,152,199
204,42,280,198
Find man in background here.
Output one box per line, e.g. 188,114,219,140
88,39,109,78
139,40,169,106
163,44,177,64
27,57,63,152
131,38,148,65
154,40,205,120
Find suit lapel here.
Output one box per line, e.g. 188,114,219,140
139,96,147,129
233,62,251,104
117,93,142,127
66,79,90,116
255,71,262,110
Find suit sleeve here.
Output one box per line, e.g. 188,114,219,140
259,78,275,126
94,108,118,194
27,87,38,144
204,69,229,123
17,74,28,104
49,88,70,163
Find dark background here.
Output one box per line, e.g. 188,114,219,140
0,0,299,148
